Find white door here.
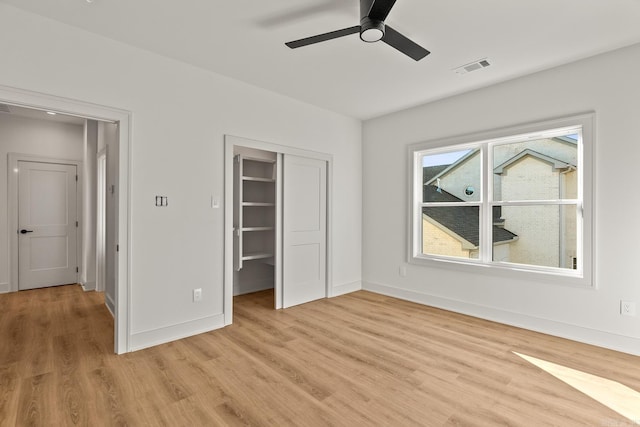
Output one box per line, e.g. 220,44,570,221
283,155,327,308
18,161,78,290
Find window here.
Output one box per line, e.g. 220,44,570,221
409,114,594,287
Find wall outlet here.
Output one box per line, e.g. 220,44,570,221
621,301,636,317
399,265,407,277
193,288,202,302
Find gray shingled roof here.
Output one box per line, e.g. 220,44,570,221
423,165,449,184
423,185,518,246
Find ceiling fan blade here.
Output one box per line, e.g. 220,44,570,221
382,25,430,61
285,26,360,49
366,0,398,21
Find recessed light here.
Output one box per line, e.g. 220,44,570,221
46,111,57,115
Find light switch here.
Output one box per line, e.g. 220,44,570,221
155,196,168,207
211,196,220,208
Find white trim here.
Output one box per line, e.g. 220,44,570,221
0,84,131,354
407,112,595,288
331,280,362,297
0,283,9,293
82,281,96,291
224,135,333,322
275,152,283,308
129,314,225,352
363,281,640,357
95,148,107,293
8,154,82,293
105,292,115,318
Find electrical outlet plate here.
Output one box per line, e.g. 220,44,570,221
399,265,407,277
193,288,202,302
621,301,636,316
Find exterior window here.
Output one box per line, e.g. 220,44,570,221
410,114,594,286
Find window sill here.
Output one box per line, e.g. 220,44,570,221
409,255,594,289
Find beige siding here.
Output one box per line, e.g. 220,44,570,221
561,170,578,268
422,217,472,258
499,157,577,268
435,152,481,201
493,138,576,200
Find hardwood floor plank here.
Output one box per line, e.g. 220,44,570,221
1,285,639,426
0,364,20,427
16,373,61,427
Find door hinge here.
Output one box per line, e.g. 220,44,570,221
76,221,79,227
76,175,78,182
76,267,79,273
116,244,119,252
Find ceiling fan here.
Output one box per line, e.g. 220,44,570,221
285,0,430,61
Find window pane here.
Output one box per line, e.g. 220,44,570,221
422,148,480,202
422,206,480,259
493,135,578,201
494,205,578,270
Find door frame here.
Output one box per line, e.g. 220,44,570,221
0,84,131,354
224,135,333,324
96,147,107,293
9,155,82,291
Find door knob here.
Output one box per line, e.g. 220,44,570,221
20,229,34,234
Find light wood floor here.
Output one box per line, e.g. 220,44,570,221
1,285,639,426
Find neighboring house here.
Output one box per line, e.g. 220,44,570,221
423,137,577,268
422,185,518,260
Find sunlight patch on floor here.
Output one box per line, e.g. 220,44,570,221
513,352,640,424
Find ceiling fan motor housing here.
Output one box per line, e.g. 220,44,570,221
360,0,385,42
360,17,385,42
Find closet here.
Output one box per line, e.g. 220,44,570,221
233,147,279,296
227,136,329,311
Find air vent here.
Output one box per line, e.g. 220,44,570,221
0,103,11,114
453,58,491,75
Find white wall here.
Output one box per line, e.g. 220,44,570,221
0,4,362,349
363,43,640,355
0,113,84,292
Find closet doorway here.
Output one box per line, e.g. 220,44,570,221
224,135,332,324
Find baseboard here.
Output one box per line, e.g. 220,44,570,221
129,313,225,352
331,280,361,297
0,282,9,294
363,281,640,357
234,281,274,296
81,281,96,292
105,293,115,318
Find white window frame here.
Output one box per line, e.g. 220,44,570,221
408,113,595,288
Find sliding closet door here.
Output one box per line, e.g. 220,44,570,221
282,155,327,308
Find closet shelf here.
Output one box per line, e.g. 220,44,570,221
242,227,275,232
243,156,276,164
242,252,274,261
242,202,275,207
242,176,275,183
234,153,277,274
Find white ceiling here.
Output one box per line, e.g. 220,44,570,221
3,0,640,119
